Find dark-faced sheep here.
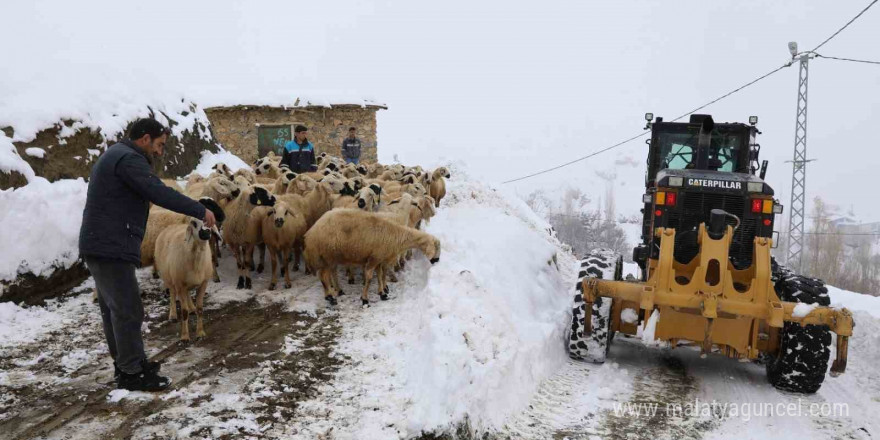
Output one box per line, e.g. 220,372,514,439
261,196,308,290
222,184,277,289
304,209,441,306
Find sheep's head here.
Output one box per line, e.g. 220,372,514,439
267,201,295,228
278,171,297,187
418,196,436,223
356,164,368,175
254,158,275,176
249,186,276,207
187,217,212,242
212,162,233,178
420,235,441,264
404,182,427,197
208,177,240,202
434,167,451,179
349,176,365,191
198,198,227,226
289,175,317,195
356,186,380,211
234,169,256,184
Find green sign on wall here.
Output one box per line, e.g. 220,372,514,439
257,125,292,158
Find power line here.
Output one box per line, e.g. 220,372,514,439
812,0,878,52
816,54,880,65
500,62,792,185
500,0,878,186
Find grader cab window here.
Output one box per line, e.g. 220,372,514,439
656,128,744,173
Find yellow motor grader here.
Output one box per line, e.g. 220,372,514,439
567,114,853,393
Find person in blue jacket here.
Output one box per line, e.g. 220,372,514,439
281,125,317,172
78,118,217,392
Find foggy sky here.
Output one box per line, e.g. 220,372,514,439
3,0,879,221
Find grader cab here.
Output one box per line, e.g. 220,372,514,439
567,114,853,393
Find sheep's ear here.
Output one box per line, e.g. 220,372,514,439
267,209,275,217
286,172,296,180
369,184,382,195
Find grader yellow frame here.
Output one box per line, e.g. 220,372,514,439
580,223,853,375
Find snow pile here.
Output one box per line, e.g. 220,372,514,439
291,163,576,438
402,184,572,433
0,72,214,145
0,178,88,282
0,134,37,182
190,149,252,178
828,285,880,319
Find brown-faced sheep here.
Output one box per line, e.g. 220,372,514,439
430,167,450,207
154,218,214,340
304,209,441,306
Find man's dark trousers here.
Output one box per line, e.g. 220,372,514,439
86,257,146,374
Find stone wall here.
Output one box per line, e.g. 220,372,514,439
205,105,381,164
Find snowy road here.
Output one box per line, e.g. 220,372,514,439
495,309,880,440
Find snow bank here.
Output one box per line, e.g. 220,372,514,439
190,149,252,178
0,134,37,182
401,187,571,433
0,178,88,282
0,70,213,145
828,285,880,319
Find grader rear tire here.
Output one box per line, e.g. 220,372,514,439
766,270,832,394
567,249,622,363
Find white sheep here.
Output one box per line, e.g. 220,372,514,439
154,218,214,340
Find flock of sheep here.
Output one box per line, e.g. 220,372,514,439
141,151,450,340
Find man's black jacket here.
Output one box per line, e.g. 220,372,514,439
78,140,206,265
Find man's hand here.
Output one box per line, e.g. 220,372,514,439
203,210,217,229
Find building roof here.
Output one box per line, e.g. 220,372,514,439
203,92,387,111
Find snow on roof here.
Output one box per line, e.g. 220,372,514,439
195,88,387,110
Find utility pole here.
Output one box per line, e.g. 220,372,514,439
785,42,816,272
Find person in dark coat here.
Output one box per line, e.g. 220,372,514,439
78,118,216,392
281,125,317,172
341,127,362,165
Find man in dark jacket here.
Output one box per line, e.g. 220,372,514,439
281,125,317,172
341,127,362,164
79,118,216,392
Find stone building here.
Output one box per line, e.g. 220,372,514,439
204,99,387,164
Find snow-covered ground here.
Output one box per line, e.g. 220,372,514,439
2,153,879,439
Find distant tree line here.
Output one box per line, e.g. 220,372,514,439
525,187,631,259
774,197,880,296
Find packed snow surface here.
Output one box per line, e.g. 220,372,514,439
190,149,252,178
0,178,88,282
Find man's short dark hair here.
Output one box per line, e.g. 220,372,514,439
349,127,356,131
294,125,308,133
129,118,170,141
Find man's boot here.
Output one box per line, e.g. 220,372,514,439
117,360,171,392
114,359,161,382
